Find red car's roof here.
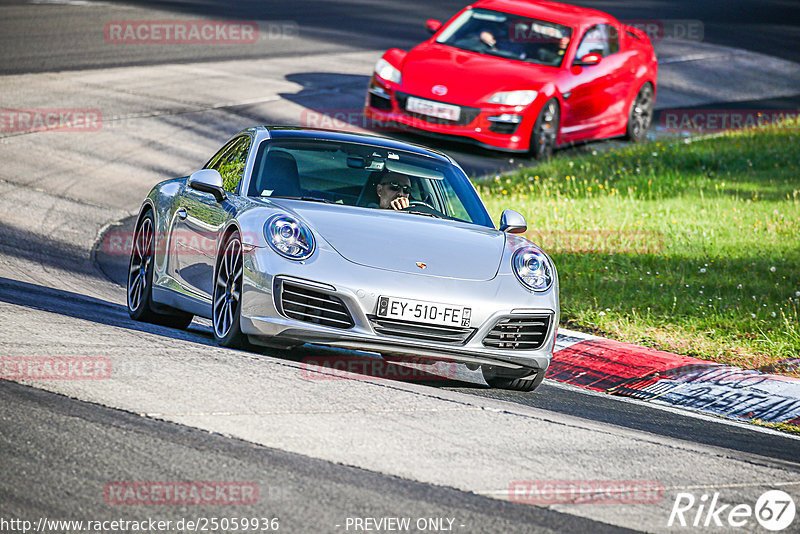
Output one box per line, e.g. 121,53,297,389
471,0,617,27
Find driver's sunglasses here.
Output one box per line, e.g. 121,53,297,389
383,181,412,194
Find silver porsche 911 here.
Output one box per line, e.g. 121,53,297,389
127,126,559,391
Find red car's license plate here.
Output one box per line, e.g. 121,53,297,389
406,97,461,122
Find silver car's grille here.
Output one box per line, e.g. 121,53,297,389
368,316,475,345
277,281,354,329
482,315,551,350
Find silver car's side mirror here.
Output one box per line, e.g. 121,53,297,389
188,169,226,203
499,209,527,234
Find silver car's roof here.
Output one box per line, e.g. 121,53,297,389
240,126,455,163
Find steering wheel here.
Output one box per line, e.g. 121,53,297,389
401,200,446,218
408,200,436,210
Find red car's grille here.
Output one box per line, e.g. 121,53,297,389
395,92,481,126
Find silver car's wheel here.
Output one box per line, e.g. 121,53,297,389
626,82,654,142
127,211,193,328
213,231,250,348
127,215,153,315
482,366,546,392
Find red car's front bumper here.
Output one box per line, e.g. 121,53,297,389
364,77,538,153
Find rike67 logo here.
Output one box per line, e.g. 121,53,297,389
668,490,795,531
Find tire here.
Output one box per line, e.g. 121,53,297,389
127,210,193,329
212,230,252,349
482,366,546,392
530,99,560,160
626,82,654,142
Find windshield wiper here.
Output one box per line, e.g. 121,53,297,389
269,196,336,204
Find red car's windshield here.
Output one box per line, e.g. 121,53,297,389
435,8,573,67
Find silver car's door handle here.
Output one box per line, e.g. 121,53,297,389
176,208,188,220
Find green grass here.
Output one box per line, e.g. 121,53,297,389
751,419,800,436
478,122,800,373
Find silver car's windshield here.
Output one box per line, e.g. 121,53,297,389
248,139,494,228
436,8,573,67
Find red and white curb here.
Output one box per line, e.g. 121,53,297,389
551,329,800,426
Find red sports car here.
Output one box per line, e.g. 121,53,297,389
364,0,657,157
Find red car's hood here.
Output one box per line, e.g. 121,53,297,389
399,42,554,105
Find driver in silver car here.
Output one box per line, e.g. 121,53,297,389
376,172,412,210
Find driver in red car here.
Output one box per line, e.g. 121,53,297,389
376,172,412,210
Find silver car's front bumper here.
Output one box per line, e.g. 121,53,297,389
239,244,558,372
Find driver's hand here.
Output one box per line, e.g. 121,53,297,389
480,31,496,48
390,196,410,210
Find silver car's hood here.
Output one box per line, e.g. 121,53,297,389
276,201,505,281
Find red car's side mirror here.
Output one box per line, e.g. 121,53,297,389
578,53,602,66
426,19,442,34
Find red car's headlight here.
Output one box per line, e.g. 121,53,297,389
488,90,538,106
374,58,402,85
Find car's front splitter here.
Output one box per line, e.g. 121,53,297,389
239,244,558,373
364,105,535,152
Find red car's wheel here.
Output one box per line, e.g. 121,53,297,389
626,82,654,142
530,99,559,160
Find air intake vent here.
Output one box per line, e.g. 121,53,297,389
483,315,551,350
369,92,392,110
277,281,354,329
368,316,474,345
489,122,520,134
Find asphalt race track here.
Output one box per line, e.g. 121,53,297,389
1,1,799,533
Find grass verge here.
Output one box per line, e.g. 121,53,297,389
479,123,800,375
751,419,800,436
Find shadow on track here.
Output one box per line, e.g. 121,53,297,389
0,274,482,389
0,276,216,347
0,220,106,281
7,272,799,465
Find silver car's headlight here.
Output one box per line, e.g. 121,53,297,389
374,58,402,84
264,214,315,260
488,90,538,106
512,248,553,291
